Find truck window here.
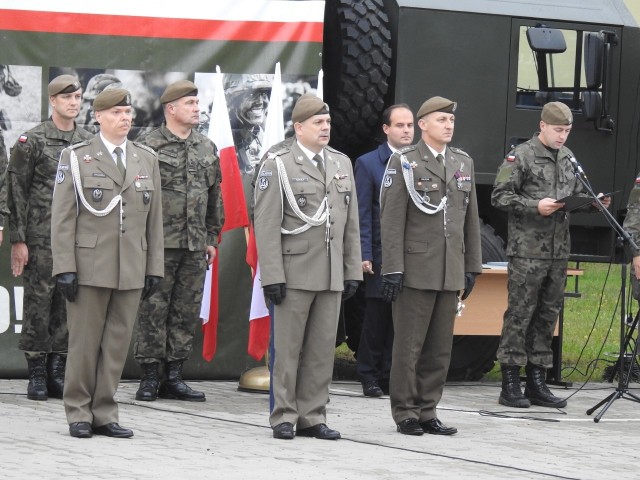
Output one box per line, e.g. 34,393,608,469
516,26,588,110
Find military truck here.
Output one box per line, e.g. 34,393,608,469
0,0,638,381
323,0,640,379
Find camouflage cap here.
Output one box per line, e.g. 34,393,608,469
160,79,198,104
291,94,329,124
541,101,573,125
48,74,82,96
92,88,131,111
417,96,456,119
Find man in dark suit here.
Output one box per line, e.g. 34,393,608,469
354,104,414,397
380,96,482,436
51,88,164,439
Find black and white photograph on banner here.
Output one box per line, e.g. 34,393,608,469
194,72,319,175
0,64,41,155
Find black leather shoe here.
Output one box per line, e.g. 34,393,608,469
272,422,294,439
69,422,92,438
396,418,424,436
420,418,457,435
93,422,134,438
362,380,384,398
296,423,341,440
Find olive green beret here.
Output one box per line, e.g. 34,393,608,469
92,88,132,112
48,75,82,96
541,102,573,125
292,93,329,124
417,96,456,118
160,80,198,104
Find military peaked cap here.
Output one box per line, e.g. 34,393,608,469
292,93,329,124
48,75,82,96
93,88,132,111
541,102,573,125
417,96,457,118
160,80,198,104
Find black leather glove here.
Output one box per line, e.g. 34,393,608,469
263,283,286,306
342,280,359,300
461,272,478,300
57,272,78,303
142,275,162,300
381,273,403,303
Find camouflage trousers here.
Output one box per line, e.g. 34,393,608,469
497,257,568,368
18,243,68,353
134,248,208,364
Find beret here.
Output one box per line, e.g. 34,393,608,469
541,102,573,125
292,93,329,124
417,96,456,118
92,88,132,112
48,75,82,96
160,80,198,104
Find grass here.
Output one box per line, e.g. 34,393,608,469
338,262,638,383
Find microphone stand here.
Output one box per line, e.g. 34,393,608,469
573,162,640,422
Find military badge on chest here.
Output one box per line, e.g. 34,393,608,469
142,191,151,205
92,188,103,202
297,195,307,207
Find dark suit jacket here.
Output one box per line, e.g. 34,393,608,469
355,143,392,298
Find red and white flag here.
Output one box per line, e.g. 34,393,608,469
200,65,250,362
246,62,285,361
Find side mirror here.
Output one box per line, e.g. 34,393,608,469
526,27,567,54
581,91,601,121
584,32,604,89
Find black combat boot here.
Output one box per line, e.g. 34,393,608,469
46,353,66,399
158,360,206,402
498,364,531,408
524,363,567,408
26,353,48,401
136,362,160,401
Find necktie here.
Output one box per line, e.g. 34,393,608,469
114,147,126,177
313,154,325,178
436,153,444,163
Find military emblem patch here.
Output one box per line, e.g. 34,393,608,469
58,164,70,171
19,135,27,143
506,155,516,162
258,177,269,190
83,155,92,163
297,195,307,207
92,189,103,201
56,171,65,183
143,191,151,204
384,175,393,187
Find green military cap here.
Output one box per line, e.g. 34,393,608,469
48,74,82,96
291,93,329,124
92,88,132,111
160,80,198,104
417,96,457,119
541,101,573,125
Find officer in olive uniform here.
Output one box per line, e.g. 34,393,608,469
51,88,164,439
254,94,362,440
8,75,93,401
492,102,610,409
380,96,482,436
134,80,224,403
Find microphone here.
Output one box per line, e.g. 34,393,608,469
568,156,587,178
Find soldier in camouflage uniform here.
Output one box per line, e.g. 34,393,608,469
623,177,640,292
134,80,224,402
8,75,92,401
491,102,610,409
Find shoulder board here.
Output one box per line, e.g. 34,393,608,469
68,140,90,150
324,145,349,158
132,142,158,156
397,145,417,154
270,145,291,158
450,146,470,158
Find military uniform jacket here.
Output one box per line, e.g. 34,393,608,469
51,136,164,290
7,119,93,243
623,173,640,257
380,140,482,291
137,125,224,250
253,141,362,291
0,130,8,228
491,134,586,260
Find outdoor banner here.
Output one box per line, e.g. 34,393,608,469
0,0,324,378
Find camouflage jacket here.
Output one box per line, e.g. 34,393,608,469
623,174,640,257
137,124,224,250
0,130,7,228
7,119,92,244
491,133,586,259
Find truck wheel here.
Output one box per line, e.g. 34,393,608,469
447,221,506,381
323,0,392,159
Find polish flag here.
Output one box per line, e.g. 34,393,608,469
246,62,285,361
200,65,250,362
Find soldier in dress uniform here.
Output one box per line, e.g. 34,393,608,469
134,80,224,403
380,96,482,436
7,75,93,401
254,94,362,440
51,88,164,439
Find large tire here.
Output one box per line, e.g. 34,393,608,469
323,0,392,159
447,221,507,381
